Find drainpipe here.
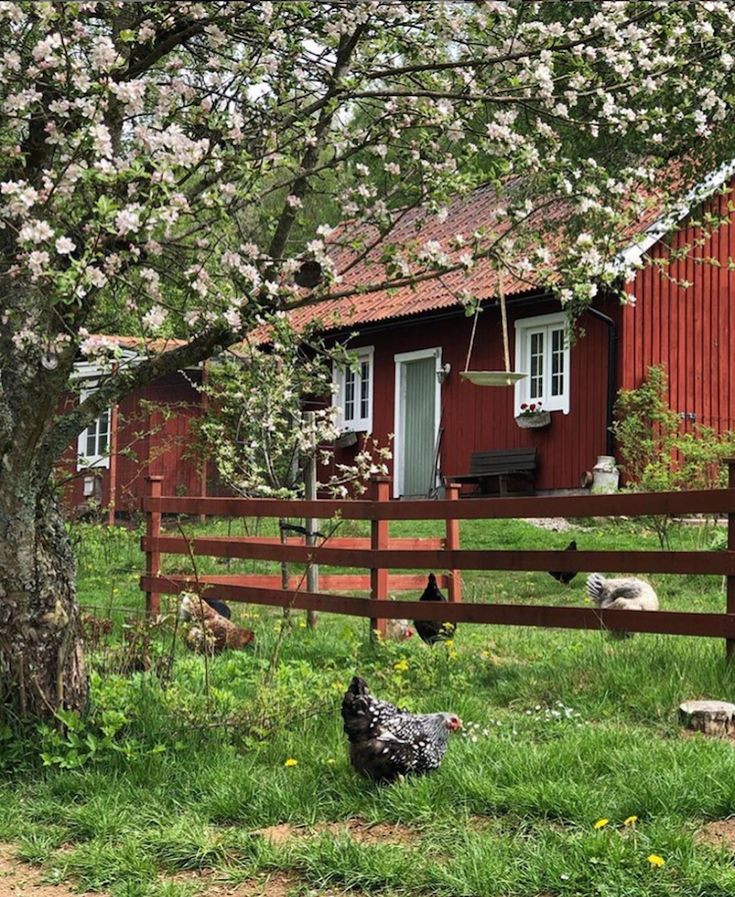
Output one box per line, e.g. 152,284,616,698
586,306,618,457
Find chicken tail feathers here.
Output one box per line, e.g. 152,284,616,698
586,572,606,605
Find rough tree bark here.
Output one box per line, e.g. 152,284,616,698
0,485,86,717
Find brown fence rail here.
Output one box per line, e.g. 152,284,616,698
140,465,735,653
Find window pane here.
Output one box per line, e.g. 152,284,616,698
344,369,355,421
529,331,544,400
86,429,96,457
359,360,370,419
551,328,564,397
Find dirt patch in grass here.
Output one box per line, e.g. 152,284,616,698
252,818,420,847
697,818,735,849
177,869,301,896
172,868,354,896
0,843,100,897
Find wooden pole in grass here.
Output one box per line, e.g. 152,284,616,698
445,481,462,603
726,458,735,661
303,411,319,629
144,475,163,617
370,475,390,639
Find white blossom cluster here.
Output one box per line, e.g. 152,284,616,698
0,1,733,395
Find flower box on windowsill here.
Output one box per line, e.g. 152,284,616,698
515,411,551,429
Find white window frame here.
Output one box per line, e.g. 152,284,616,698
332,346,374,433
76,387,112,470
514,312,570,415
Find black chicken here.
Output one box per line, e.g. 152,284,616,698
205,598,231,619
413,573,456,644
548,540,578,584
341,676,462,782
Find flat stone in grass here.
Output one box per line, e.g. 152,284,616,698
679,700,735,738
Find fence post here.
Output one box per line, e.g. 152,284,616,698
107,402,119,527
445,481,462,603
370,475,390,639
145,475,163,617
304,411,319,629
727,459,735,661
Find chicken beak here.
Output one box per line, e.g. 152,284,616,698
451,718,463,731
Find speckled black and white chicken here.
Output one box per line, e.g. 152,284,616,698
341,676,462,783
586,573,659,610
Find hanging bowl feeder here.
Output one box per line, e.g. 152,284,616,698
459,276,527,387
460,370,526,386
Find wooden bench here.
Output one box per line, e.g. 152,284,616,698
447,448,537,496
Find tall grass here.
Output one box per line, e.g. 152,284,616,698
0,515,732,896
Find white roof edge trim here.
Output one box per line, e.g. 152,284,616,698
616,158,735,281
71,350,202,382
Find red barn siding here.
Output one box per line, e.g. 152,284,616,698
333,301,611,492
57,371,206,517
623,187,735,434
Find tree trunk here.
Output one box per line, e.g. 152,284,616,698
0,485,87,718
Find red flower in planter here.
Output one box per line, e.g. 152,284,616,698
517,401,545,419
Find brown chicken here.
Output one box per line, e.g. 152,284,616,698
179,592,255,653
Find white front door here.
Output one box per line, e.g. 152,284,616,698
393,348,442,497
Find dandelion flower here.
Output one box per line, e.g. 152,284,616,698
284,758,298,768
624,815,638,826
647,854,665,867
594,818,609,829
393,659,409,672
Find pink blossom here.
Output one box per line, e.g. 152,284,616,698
27,250,49,277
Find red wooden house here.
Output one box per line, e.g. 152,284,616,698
288,173,735,496
60,170,735,511
58,337,209,519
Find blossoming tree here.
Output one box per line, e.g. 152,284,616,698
3,0,735,718
195,319,391,500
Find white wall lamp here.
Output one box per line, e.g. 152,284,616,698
436,362,451,385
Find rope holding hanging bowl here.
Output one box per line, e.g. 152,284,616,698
460,272,527,387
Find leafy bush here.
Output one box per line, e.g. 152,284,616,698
38,674,167,770
612,365,735,545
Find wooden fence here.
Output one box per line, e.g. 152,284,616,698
140,462,735,655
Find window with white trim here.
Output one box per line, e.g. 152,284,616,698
333,346,374,432
76,389,112,470
514,313,570,414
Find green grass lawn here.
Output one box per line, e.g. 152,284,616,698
2,515,735,897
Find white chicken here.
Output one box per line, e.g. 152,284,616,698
586,573,659,611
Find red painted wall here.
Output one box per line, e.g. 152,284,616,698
333,300,612,492
622,186,735,434
58,371,207,517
